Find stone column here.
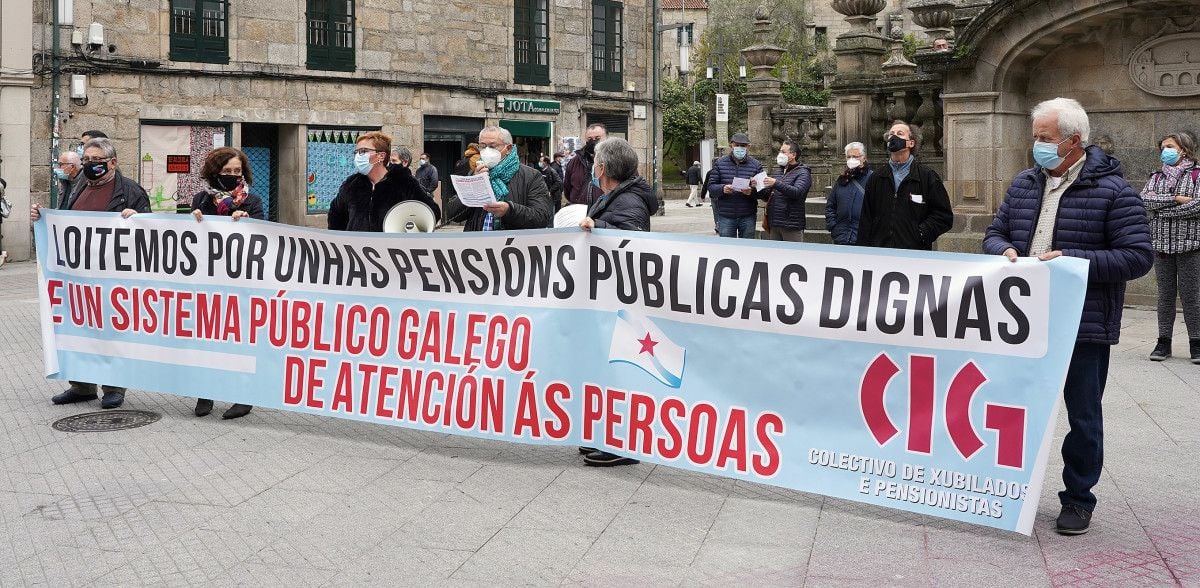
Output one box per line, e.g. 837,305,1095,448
740,6,784,159
829,0,888,150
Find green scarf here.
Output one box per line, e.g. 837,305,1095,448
489,147,520,201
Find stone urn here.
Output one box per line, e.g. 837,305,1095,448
741,6,786,80
831,0,888,34
909,0,957,45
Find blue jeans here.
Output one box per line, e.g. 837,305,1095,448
1059,341,1111,511
717,214,756,239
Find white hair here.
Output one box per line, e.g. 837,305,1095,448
479,126,513,146
844,141,866,156
59,150,81,164
1031,97,1090,143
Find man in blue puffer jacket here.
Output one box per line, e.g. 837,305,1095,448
983,97,1152,536
707,132,766,238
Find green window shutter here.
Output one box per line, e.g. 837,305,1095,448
169,0,228,64
514,0,550,85
591,0,622,91
307,0,355,71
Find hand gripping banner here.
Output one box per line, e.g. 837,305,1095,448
34,210,1089,534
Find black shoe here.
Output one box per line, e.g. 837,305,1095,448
583,451,639,467
1055,504,1092,535
100,390,125,409
685,203,694,208
1150,338,1171,361
51,386,98,405
578,446,597,455
222,404,252,419
1191,339,1200,364
194,398,213,417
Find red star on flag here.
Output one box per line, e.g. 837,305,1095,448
637,333,658,355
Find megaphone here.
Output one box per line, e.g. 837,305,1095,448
383,200,437,233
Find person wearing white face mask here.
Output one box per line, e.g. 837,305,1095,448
825,142,873,245
328,131,440,232
984,97,1152,536
1141,131,1200,363
761,140,811,241
443,125,553,231
707,132,766,239
415,152,440,198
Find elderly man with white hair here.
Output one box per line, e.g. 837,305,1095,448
444,125,553,231
825,141,873,245
983,97,1152,535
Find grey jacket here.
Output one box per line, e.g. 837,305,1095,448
445,165,553,231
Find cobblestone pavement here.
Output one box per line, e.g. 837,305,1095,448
1,215,1198,586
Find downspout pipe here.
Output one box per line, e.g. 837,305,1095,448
50,0,61,207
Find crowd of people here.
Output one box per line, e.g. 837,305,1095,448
30,96,1198,536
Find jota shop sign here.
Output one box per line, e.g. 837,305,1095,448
501,98,561,115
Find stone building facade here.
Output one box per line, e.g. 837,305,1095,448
0,0,33,262
659,0,707,79
9,0,653,261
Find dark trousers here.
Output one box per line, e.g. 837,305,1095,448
1058,342,1111,511
70,380,126,394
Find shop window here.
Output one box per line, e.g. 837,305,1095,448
138,123,229,212
169,0,229,64
307,0,355,72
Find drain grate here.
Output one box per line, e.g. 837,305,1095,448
52,410,161,432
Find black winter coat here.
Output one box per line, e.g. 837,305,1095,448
328,164,440,232
190,189,266,220
764,164,812,231
444,165,554,231
60,171,151,214
983,146,1153,344
686,164,702,186
588,176,657,231
856,157,953,250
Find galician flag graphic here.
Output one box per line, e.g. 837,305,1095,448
608,310,686,388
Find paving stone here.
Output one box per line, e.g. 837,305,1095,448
2,251,1196,584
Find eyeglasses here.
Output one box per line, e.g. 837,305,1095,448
82,157,111,164
479,143,506,150
353,148,383,155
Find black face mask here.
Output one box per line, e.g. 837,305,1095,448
82,161,109,180
215,174,241,192
886,135,909,153
583,139,598,157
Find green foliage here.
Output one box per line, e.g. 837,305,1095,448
902,33,921,61
662,79,706,151
781,82,831,107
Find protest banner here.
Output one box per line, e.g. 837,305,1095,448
33,210,1089,534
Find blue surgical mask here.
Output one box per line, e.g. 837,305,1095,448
1032,139,1068,170
732,147,748,160
1161,148,1181,166
53,167,68,180
75,146,84,158
591,165,601,188
354,152,374,175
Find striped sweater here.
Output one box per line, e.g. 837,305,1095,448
1142,162,1200,254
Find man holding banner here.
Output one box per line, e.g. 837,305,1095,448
984,97,1152,535
31,137,150,409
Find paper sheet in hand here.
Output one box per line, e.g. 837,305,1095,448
450,174,498,207
554,204,588,228
731,177,751,191
753,171,768,191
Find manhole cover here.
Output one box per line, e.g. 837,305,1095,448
52,410,161,432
